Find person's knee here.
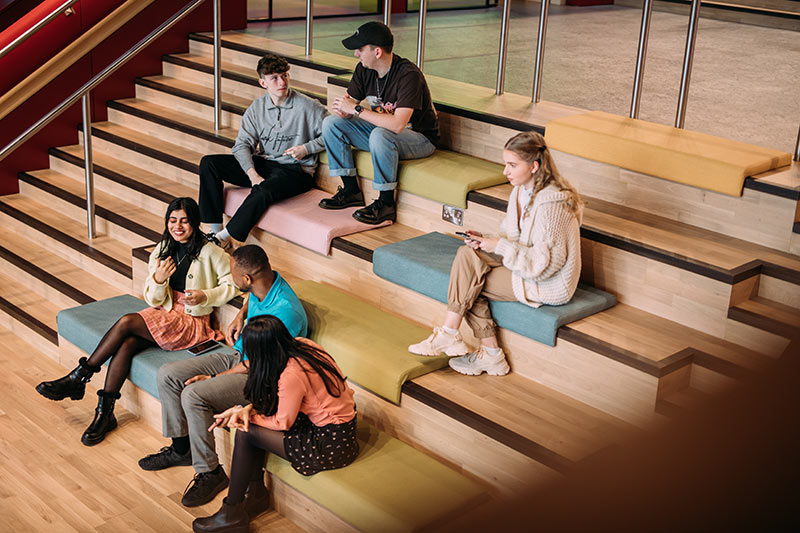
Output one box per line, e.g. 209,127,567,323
456,244,479,262
322,114,346,136
369,127,396,152
157,361,183,392
180,383,209,413
113,313,140,335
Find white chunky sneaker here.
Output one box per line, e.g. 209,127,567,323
408,327,471,357
449,346,510,376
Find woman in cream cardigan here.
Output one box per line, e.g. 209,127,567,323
409,132,583,376
36,197,240,445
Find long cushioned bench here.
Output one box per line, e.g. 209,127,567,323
372,232,617,347
320,149,506,208
544,110,792,197
57,283,483,531
224,188,391,256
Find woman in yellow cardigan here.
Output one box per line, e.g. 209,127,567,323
36,197,240,446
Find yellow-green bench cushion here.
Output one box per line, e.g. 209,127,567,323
320,149,505,208
544,110,792,196
293,281,448,404
264,419,486,532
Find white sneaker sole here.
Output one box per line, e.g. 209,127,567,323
408,344,471,357
449,359,510,376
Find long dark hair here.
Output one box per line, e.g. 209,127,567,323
157,197,207,262
242,315,346,416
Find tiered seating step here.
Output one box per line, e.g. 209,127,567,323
544,110,792,196
728,296,800,340
372,231,616,347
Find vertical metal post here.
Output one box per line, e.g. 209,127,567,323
213,0,222,132
495,0,511,95
81,93,96,240
416,0,427,69
794,124,800,162
675,0,701,129
268,0,273,20
630,0,653,119
383,0,391,26
305,0,313,56
531,0,550,103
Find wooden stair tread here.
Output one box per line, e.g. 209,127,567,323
0,270,59,332
738,296,800,328
337,223,424,251
138,74,255,114
0,232,119,303
569,304,769,371
750,161,800,192
470,185,800,278
90,121,206,168
53,144,197,201
0,194,133,268
166,52,325,98
411,368,635,463
23,169,163,238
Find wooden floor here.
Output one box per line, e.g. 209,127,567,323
0,326,302,533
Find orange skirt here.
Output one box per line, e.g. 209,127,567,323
138,290,223,351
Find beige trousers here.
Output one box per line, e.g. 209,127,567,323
447,245,516,338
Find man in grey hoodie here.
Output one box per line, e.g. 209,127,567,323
198,54,328,246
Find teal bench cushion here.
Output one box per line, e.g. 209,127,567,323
56,294,234,398
372,232,617,346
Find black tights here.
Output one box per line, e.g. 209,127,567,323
86,313,155,393
227,424,289,504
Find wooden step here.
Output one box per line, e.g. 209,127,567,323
0,269,59,359
162,52,326,103
655,387,713,418
0,194,132,292
729,296,800,340
49,144,195,217
17,169,161,248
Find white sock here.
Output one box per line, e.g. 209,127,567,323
209,223,224,234
216,228,231,241
483,345,502,356
442,326,459,336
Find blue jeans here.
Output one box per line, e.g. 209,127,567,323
322,115,436,191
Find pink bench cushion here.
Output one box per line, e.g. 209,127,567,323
224,188,391,255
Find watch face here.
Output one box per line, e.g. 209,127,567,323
355,105,363,113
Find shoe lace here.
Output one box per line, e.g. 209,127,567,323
333,186,351,200
183,471,211,495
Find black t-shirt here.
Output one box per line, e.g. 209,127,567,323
169,241,193,293
347,54,439,145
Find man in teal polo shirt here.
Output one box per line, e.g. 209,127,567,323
139,245,307,507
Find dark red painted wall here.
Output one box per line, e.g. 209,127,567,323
0,0,246,195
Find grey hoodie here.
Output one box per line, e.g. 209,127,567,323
232,88,328,174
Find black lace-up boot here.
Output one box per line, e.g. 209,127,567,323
35,357,101,401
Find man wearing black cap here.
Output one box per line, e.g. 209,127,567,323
318,21,439,224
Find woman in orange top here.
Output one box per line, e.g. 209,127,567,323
193,315,358,533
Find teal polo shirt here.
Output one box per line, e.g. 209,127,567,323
233,271,308,359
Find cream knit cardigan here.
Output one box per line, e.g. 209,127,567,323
493,183,582,307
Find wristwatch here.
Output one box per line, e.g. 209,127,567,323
354,104,363,116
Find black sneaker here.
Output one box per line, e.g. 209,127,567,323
319,186,365,210
353,199,396,225
138,445,192,471
182,467,229,507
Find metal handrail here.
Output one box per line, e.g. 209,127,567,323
495,0,511,95
794,124,799,162
630,0,653,119
0,0,80,61
416,0,428,69
675,0,701,128
305,0,313,56
531,0,550,103
383,0,391,26
0,0,221,239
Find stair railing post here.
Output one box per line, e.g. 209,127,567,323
794,124,800,162
416,0,427,70
495,0,511,95
531,0,550,103
305,0,313,56
213,0,222,131
675,0,701,128
383,0,391,26
81,92,95,240
630,0,653,119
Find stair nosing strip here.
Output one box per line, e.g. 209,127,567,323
761,261,800,285
743,176,800,201
90,124,200,175
402,380,574,473
188,32,352,76
135,76,247,116
161,54,328,105
49,146,177,206
0,200,132,279
0,244,95,306
18,171,161,243
0,294,58,344
690,348,758,380
330,237,373,262
727,306,798,340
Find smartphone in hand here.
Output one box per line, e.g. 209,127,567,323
187,339,219,356
456,231,477,242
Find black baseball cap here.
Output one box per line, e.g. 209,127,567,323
341,21,394,50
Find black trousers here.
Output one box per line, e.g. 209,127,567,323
198,154,312,242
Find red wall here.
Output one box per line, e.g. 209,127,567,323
0,0,246,195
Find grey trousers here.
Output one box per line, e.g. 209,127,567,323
156,351,247,473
